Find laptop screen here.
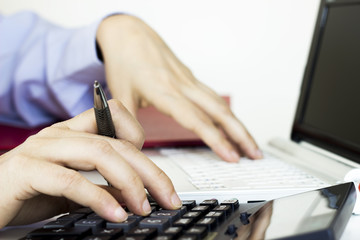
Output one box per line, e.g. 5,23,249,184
292,0,360,163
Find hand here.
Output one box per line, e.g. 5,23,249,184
0,100,181,228
96,15,262,162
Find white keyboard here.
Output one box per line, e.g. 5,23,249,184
160,148,327,190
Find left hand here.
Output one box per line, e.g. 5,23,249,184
96,14,262,163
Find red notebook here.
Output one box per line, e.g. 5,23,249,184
0,96,229,153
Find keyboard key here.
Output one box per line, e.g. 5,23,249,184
163,226,183,238
181,200,196,210
178,235,197,240
27,227,91,238
154,235,173,240
83,236,110,240
220,199,239,211
172,218,194,230
199,199,218,209
190,206,210,217
182,211,202,222
118,236,146,240
57,213,85,221
213,205,232,217
195,217,217,231
127,212,145,221
106,218,138,232
87,213,103,219
150,210,180,223
43,219,74,229
74,207,94,215
205,211,225,224
185,226,207,239
139,218,170,232
127,227,157,239
92,228,124,238
75,219,104,228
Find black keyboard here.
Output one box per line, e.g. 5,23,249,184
20,182,356,240
21,198,250,240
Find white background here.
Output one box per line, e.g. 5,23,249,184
0,0,320,146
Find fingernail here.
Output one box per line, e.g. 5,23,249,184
115,207,128,222
230,150,240,162
171,193,182,209
143,199,152,215
254,149,263,159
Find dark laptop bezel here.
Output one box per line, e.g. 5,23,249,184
291,0,360,163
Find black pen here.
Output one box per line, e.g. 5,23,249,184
94,80,115,186
93,80,116,138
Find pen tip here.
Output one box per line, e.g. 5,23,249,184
94,80,99,88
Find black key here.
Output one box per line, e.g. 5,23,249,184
127,227,157,239
57,213,85,221
83,236,111,240
205,211,225,224
87,213,102,219
199,199,218,209
43,219,74,229
106,218,138,232
177,206,188,216
93,228,124,238
158,206,187,216
182,211,202,222
118,236,146,240
181,200,196,210
75,219,104,228
163,226,182,238
150,210,180,224
19,237,46,240
185,226,207,239
153,235,173,240
173,218,194,230
220,199,239,211
139,218,170,232
190,206,210,216
213,205,232,217
127,212,145,221
52,237,78,240
74,207,94,215
27,227,91,238
195,217,217,231
178,235,197,240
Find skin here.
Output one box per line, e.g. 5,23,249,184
96,14,263,163
0,100,181,229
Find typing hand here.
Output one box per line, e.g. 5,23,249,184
0,99,181,228
96,15,262,163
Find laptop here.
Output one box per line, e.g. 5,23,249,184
137,0,360,208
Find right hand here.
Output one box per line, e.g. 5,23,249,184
0,99,181,229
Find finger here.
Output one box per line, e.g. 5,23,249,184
153,93,241,162
21,136,152,216
13,156,128,223
104,139,182,210
51,99,145,150
181,81,262,159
